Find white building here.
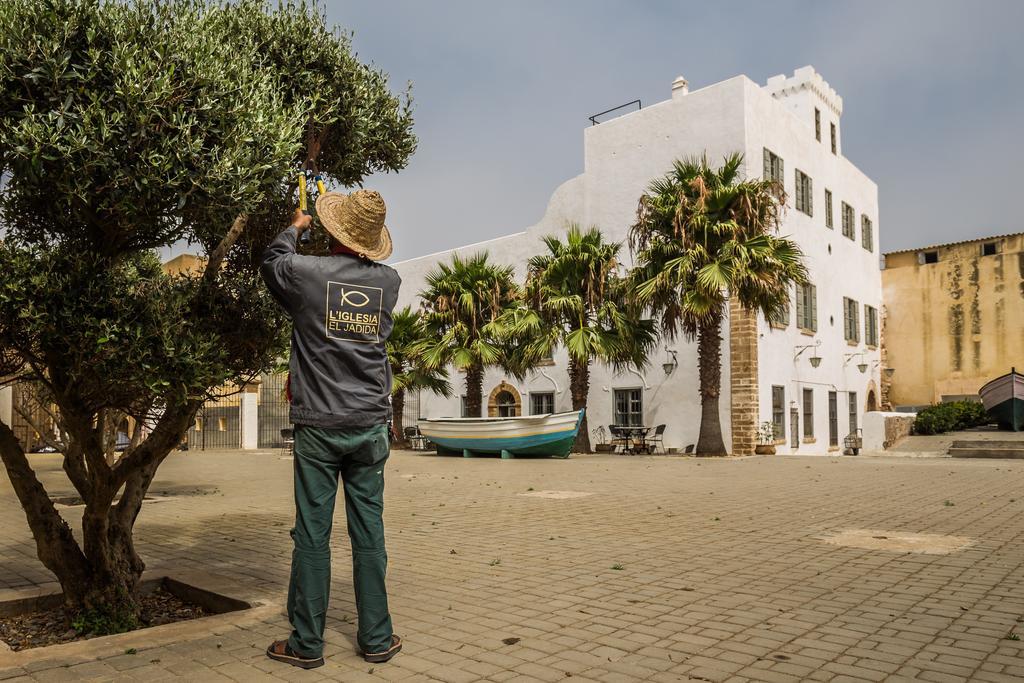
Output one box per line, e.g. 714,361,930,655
394,66,882,455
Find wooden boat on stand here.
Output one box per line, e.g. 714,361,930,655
979,368,1024,432
417,410,585,458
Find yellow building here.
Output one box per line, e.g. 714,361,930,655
162,253,206,276
882,233,1024,408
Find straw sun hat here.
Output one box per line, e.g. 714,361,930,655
315,189,393,261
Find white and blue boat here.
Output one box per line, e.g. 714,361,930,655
418,409,584,459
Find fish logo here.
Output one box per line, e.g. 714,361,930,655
338,288,370,308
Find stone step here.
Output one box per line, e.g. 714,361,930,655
949,447,1024,459
950,440,1024,449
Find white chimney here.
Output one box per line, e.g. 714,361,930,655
672,75,689,99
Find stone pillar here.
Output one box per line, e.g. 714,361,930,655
240,381,260,450
879,305,893,410
0,385,12,428
728,299,759,456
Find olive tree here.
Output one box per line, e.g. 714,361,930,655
0,0,415,632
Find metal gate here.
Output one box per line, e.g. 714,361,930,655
185,390,240,450
10,383,58,453
258,372,291,448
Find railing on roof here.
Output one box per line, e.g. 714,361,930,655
588,99,641,126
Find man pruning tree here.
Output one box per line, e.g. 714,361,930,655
261,189,402,669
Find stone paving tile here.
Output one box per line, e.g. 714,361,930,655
2,451,1024,681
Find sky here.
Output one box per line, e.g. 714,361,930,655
314,0,1024,263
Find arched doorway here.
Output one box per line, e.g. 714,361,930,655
866,379,879,412
487,381,522,417
866,390,878,412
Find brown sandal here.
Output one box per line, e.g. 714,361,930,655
361,634,403,663
266,639,325,669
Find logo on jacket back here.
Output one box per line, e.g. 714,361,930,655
326,281,383,343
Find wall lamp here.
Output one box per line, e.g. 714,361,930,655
872,360,896,379
662,347,679,376
844,352,867,374
794,340,822,368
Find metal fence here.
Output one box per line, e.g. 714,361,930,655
258,372,291,448
402,389,421,431
185,390,241,450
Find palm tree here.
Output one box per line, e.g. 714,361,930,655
387,306,452,446
419,253,519,417
507,225,657,452
630,153,808,456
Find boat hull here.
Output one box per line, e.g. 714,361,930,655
418,410,585,458
979,371,1024,432
985,398,1024,432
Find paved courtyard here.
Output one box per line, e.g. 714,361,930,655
1,449,1023,682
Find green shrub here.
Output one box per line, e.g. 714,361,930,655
913,400,990,435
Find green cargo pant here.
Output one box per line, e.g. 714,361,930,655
286,423,393,658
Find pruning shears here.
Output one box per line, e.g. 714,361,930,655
297,159,327,245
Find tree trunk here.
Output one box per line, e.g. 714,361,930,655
392,387,408,449
463,362,484,417
568,356,591,453
0,400,196,632
696,314,729,456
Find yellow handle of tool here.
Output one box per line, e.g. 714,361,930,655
315,177,326,196
298,172,308,212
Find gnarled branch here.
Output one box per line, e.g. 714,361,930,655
203,213,248,284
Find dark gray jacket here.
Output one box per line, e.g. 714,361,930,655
260,227,401,428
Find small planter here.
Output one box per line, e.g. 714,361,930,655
755,421,777,455
594,444,615,453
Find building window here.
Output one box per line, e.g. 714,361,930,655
921,250,939,264
795,282,817,332
460,396,469,417
771,385,785,441
195,417,203,432
814,108,821,141
861,215,873,252
794,169,813,216
841,202,855,240
843,297,860,343
981,241,998,256
217,417,227,432
864,305,879,347
828,391,838,447
769,292,790,328
763,148,784,184
803,388,814,439
824,189,833,229
494,390,518,417
613,388,643,426
530,392,554,415
830,122,837,154
848,392,858,435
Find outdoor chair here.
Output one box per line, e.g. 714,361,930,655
649,424,667,453
609,426,630,454
280,427,295,457
404,425,430,451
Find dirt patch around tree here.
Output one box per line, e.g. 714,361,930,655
0,585,207,651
